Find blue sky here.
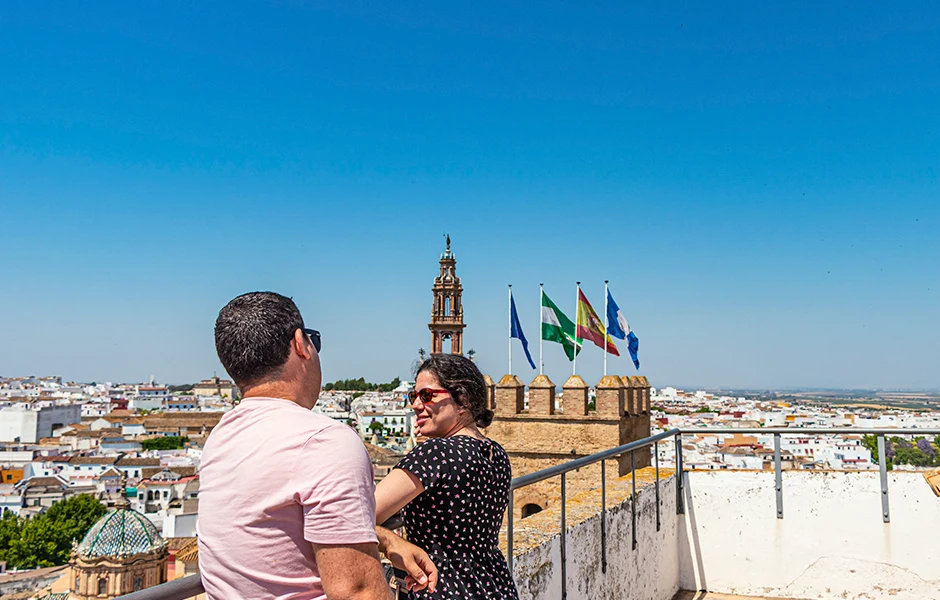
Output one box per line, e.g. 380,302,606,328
1,2,938,389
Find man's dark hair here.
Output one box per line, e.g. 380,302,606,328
415,354,494,428
215,292,305,388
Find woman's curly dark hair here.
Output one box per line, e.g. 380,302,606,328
415,354,493,428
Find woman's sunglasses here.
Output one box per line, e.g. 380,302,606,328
302,328,321,353
406,388,450,407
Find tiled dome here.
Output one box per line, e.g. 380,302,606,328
77,507,166,558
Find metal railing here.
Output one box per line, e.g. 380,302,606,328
115,574,203,600
118,426,939,600
679,427,940,523
506,428,682,600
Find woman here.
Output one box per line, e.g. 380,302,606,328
375,354,519,599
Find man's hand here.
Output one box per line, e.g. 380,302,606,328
376,526,438,594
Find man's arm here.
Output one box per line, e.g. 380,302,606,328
313,542,392,600
376,526,438,595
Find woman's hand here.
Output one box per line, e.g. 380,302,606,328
376,526,438,594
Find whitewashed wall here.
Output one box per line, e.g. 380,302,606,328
678,470,940,600
512,477,680,600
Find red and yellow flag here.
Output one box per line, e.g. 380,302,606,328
576,289,620,356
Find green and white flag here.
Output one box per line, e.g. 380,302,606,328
541,291,582,361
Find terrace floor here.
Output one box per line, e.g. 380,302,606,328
675,593,810,600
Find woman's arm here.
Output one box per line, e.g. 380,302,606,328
375,468,424,525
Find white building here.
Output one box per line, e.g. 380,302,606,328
0,484,22,516
130,385,170,411
358,410,413,437
0,403,81,443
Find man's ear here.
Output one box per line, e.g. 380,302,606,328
293,328,313,360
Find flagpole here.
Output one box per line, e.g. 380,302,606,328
539,283,544,375
508,285,513,375
573,281,580,377
604,280,609,377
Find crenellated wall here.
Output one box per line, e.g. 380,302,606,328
485,373,652,519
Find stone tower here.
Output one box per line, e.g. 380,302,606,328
485,372,652,520
428,235,466,355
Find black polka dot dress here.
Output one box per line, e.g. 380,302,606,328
395,436,519,599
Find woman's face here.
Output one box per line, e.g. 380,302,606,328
412,370,466,438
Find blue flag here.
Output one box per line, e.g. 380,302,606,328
510,291,537,370
626,331,640,370
606,289,628,340
607,289,640,370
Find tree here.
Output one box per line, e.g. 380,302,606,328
1,494,106,568
141,436,190,451
368,421,384,436
323,377,403,393
864,435,940,468
376,377,401,393
0,511,21,563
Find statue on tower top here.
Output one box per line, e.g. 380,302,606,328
441,233,454,260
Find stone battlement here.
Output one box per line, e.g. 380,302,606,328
483,373,652,519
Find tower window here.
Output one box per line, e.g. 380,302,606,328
134,576,143,591
98,577,108,595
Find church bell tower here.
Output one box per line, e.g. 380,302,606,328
429,235,466,355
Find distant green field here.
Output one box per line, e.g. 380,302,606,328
785,396,940,412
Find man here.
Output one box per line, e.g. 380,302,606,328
198,292,436,599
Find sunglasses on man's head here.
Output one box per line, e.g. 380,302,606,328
406,388,450,406
302,328,321,353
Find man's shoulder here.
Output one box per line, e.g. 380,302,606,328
212,398,355,443
304,416,365,450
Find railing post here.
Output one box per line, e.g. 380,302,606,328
560,472,567,600
675,433,685,515
601,459,607,573
877,434,890,523
631,450,637,551
655,441,661,532
774,433,783,519
507,490,514,574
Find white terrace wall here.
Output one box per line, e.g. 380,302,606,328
512,473,680,600
679,470,940,600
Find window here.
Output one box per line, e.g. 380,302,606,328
75,576,80,590
134,576,143,591
521,503,543,518
98,577,107,595
163,490,168,499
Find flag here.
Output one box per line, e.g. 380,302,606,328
510,291,536,370
606,289,640,370
576,289,619,355
541,291,581,361
626,331,640,370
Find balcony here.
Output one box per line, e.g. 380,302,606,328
118,428,940,600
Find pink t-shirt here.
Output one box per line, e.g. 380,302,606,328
197,398,378,600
